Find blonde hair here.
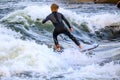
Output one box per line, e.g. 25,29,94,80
51,3,59,12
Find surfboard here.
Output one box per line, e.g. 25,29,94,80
53,44,99,55
81,44,99,52
80,44,99,57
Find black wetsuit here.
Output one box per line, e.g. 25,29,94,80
42,12,80,46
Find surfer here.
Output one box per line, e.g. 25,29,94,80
42,3,82,51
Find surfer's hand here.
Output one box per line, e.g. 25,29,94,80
69,28,73,32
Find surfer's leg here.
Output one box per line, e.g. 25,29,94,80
64,30,82,48
53,31,61,51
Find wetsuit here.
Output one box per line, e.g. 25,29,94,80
42,12,80,46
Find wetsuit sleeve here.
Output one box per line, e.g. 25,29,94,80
42,15,50,24
61,14,71,28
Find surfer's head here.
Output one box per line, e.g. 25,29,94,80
51,3,59,12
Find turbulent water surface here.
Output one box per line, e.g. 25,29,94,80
0,0,120,80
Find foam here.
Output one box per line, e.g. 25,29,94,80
0,4,120,79
0,26,68,77
2,5,120,34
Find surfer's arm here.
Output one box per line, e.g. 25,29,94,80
61,14,71,29
42,15,50,24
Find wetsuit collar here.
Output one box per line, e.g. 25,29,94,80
52,12,57,13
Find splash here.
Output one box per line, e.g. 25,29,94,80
1,5,120,34
0,25,69,77
0,3,120,80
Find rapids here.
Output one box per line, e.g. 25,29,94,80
0,0,120,80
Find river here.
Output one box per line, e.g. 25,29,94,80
0,0,120,80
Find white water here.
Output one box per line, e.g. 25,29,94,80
0,25,69,77
0,25,120,79
0,3,120,80
2,5,120,33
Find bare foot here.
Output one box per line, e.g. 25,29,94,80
79,45,83,49
56,44,61,51
56,47,61,51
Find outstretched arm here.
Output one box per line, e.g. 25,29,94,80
42,15,50,24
